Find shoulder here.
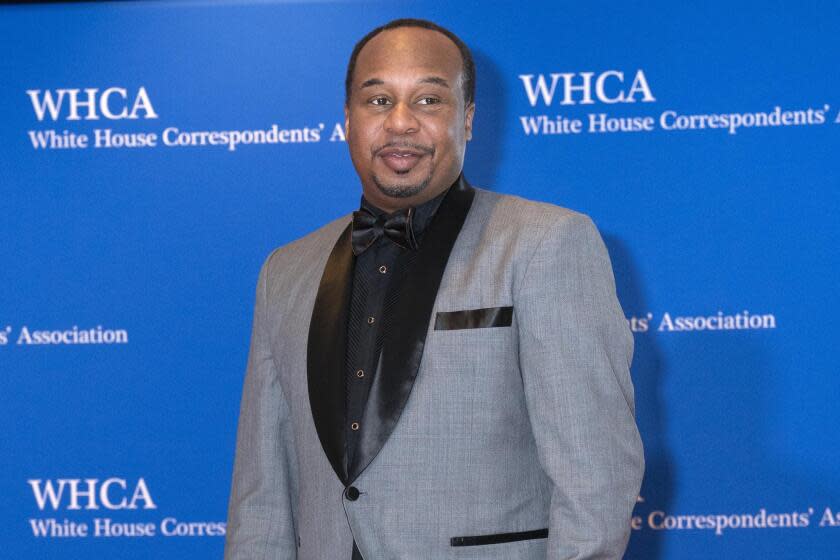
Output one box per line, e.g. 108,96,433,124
466,186,614,295
259,212,352,284
468,186,601,249
468,189,621,306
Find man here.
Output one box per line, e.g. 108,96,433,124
225,18,644,560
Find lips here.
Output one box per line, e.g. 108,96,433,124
377,147,427,173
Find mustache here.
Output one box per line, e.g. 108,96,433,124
372,142,435,156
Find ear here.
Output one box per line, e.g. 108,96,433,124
464,102,475,141
344,105,350,137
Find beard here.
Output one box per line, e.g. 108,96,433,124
371,168,434,199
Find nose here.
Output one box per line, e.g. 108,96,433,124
383,101,419,135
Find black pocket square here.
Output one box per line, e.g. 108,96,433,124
450,528,548,546
434,306,513,330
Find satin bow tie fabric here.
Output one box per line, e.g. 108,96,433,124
351,207,418,255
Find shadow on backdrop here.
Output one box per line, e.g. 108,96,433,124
605,233,672,560
464,49,505,191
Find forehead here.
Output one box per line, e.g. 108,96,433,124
354,27,463,84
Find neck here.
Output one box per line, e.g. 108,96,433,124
362,191,437,214
361,174,461,214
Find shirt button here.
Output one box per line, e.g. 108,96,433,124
350,422,360,431
378,265,387,274
345,486,360,501
356,369,365,378
367,316,375,325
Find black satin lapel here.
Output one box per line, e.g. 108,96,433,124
307,222,353,484
349,176,475,482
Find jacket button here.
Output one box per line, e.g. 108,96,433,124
345,486,360,501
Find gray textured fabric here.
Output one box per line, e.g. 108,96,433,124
224,187,644,559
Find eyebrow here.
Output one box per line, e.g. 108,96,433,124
419,76,450,88
359,76,451,89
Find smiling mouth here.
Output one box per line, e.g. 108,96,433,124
376,145,433,174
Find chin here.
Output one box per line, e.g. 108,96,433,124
372,171,433,200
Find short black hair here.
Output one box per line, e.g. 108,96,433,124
344,18,475,107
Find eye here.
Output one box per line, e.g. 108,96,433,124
417,97,440,105
369,96,391,106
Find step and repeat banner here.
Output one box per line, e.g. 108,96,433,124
2,1,838,558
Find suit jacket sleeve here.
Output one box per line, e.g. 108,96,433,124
516,212,644,559
224,255,299,559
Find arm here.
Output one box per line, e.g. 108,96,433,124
225,256,299,559
517,213,644,559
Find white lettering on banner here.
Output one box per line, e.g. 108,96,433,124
625,311,776,333
518,70,655,107
514,67,832,138
630,498,840,535
520,115,583,135
14,325,128,345
29,518,89,538
0,326,10,345
27,518,227,539
628,313,653,333
661,106,827,134
519,105,831,136
658,310,776,332
330,122,346,141
160,518,227,537
645,508,812,535
589,113,655,133
27,478,156,511
94,518,157,537
819,507,840,527
162,123,323,150
27,125,326,151
26,87,158,122
94,129,158,148
27,129,89,149
25,478,226,540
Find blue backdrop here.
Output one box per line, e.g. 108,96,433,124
2,1,838,558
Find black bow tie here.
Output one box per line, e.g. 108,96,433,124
351,206,418,255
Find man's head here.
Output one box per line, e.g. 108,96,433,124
344,18,476,212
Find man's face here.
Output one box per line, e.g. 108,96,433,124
345,27,475,212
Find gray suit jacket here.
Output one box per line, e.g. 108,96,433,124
225,177,644,559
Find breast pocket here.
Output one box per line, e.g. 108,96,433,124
433,306,513,331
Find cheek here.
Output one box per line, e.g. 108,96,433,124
435,123,463,157
439,111,464,140
449,115,468,142
346,126,369,158
349,119,380,153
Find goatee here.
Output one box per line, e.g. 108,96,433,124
371,172,433,199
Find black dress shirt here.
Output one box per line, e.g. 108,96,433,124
343,188,448,472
